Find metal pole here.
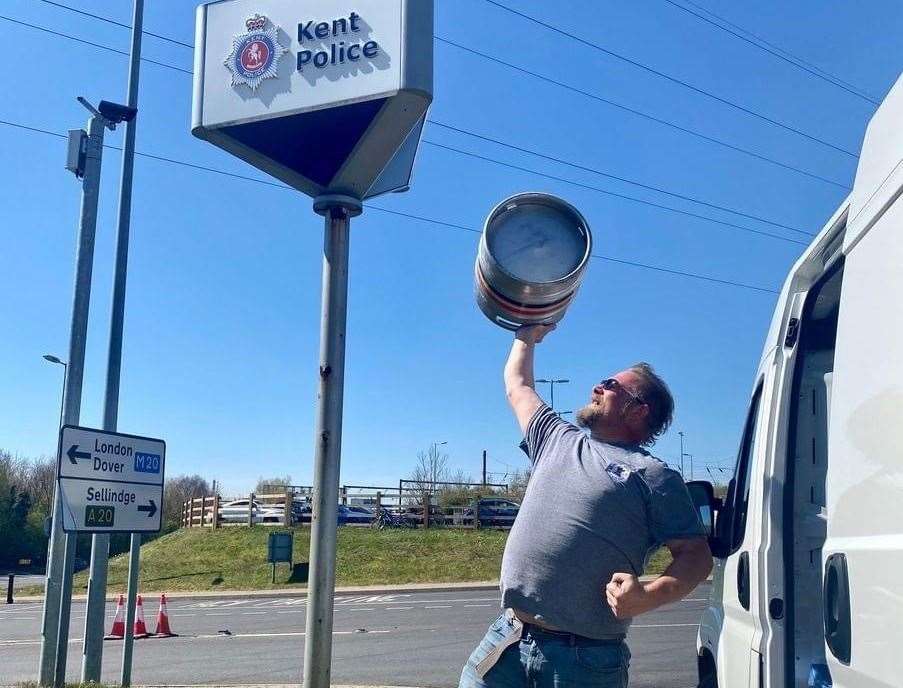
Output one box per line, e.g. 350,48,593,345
119,534,141,687
6,575,13,604
57,364,67,431
302,195,360,688
679,431,685,478
40,111,108,688
482,450,486,487
82,5,145,682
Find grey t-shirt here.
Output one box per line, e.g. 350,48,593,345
500,405,705,639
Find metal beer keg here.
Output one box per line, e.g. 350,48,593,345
475,192,592,330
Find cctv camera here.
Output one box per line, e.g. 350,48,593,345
98,100,138,124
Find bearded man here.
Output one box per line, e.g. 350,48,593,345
459,324,712,688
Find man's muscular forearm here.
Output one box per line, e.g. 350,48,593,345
505,325,555,434
505,338,536,397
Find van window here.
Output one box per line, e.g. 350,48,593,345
728,382,763,552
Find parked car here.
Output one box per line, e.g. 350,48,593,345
465,498,520,527
219,499,283,524
297,503,367,525
692,74,903,688
341,505,375,524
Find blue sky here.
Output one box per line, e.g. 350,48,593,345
1,0,900,496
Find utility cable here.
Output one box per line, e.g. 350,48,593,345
2,12,812,243
10,5,852,189
661,0,879,105
35,0,193,49
428,120,813,237
481,0,858,158
680,0,880,103
0,14,192,74
436,37,849,190
422,140,810,245
0,116,780,295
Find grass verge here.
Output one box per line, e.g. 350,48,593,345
21,527,672,595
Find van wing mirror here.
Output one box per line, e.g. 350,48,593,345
686,480,728,556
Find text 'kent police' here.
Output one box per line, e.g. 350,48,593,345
297,12,381,71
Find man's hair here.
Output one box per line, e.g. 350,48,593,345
628,362,674,446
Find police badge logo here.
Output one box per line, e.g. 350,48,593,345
224,14,286,91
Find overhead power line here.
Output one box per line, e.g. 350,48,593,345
681,0,880,103
480,0,858,158
0,116,780,295
35,0,193,49
1,11,812,245
427,120,813,237
422,140,809,245
435,38,849,191
12,4,852,190
661,0,879,105
0,14,192,74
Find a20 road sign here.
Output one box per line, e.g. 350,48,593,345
56,425,165,533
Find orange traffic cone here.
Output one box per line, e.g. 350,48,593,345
153,594,178,637
133,595,149,639
104,594,126,640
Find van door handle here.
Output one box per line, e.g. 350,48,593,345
737,551,750,611
823,553,851,663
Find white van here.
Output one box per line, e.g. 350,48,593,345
689,72,903,688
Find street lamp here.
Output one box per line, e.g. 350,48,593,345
556,410,573,419
43,354,68,430
535,378,569,410
678,431,692,479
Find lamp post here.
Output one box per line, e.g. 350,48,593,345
535,378,569,410
43,355,68,430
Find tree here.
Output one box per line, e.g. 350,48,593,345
255,475,293,494
408,444,449,493
505,468,532,503
161,474,210,533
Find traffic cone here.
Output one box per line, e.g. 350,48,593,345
104,594,126,640
153,593,178,637
133,594,149,639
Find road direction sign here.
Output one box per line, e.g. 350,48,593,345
56,425,165,533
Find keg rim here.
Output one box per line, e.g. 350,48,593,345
481,191,593,287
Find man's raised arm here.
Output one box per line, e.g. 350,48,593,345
504,324,555,434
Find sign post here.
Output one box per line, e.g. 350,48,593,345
192,2,433,686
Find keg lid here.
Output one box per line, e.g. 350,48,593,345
485,193,591,284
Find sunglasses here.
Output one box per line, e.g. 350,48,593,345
599,378,646,406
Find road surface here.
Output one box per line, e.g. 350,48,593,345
0,584,710,686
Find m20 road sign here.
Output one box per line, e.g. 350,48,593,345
56,425,165,533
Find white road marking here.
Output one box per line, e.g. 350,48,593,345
243,611,267,615
348,608,374,611
385,607,413,611
465,604,493,608
631,623,700,628
189,629,393,640
425,605,452,609
203,612,233,616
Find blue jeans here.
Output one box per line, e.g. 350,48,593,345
459,613,630,688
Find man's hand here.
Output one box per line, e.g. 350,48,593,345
515,323,556,345
605,573,653,619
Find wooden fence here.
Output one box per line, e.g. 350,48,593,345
181,488,513,530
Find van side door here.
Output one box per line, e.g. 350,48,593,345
714,380,767,688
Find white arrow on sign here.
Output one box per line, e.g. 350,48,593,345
57,425,165,486
56,425,166,533
58,478,163,533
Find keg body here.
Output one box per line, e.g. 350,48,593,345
475,192,592,330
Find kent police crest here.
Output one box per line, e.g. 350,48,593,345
225,14,286,91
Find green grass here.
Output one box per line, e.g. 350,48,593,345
22,527,673,595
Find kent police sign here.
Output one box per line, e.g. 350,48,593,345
192,0,434,200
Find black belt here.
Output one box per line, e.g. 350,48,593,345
520,622,624,646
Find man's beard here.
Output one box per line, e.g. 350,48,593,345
576,402,628,433
576,403,601,429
